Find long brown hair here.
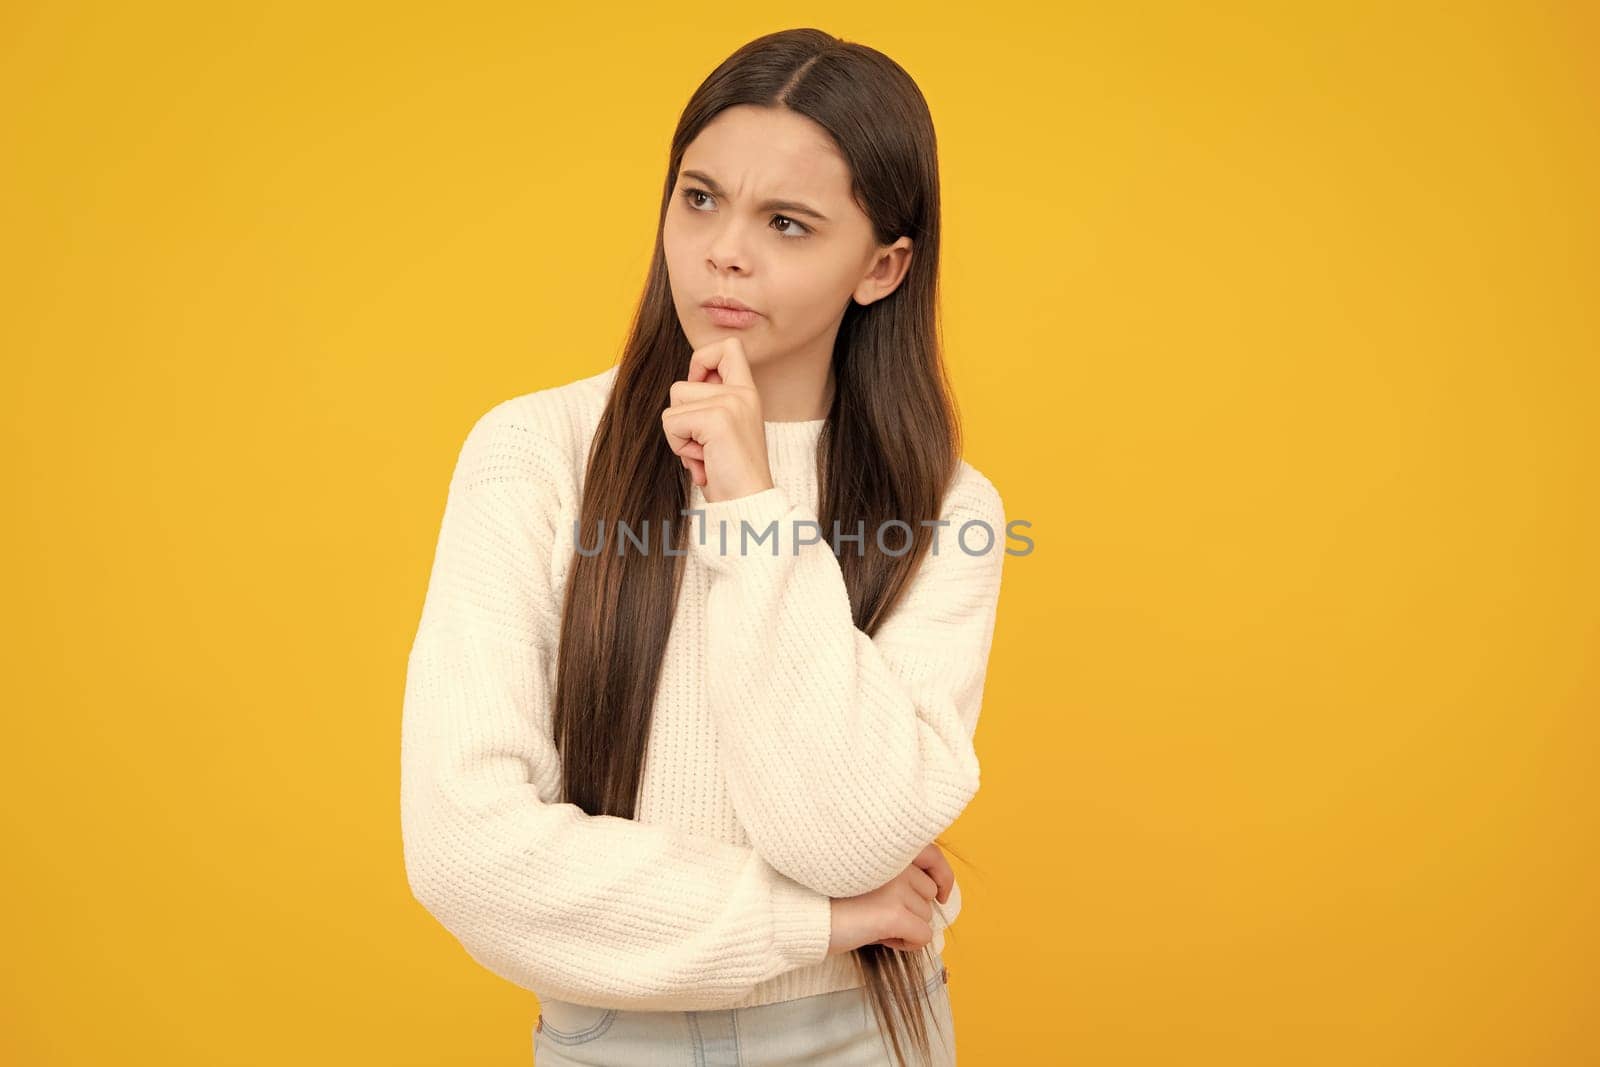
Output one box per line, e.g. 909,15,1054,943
553,28,966,1066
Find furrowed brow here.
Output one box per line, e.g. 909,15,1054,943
679,169,830,223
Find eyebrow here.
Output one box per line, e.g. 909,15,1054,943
678,169,831,223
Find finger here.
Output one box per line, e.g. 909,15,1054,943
670,379,727,408
931,872,961,915
908,866,939,901
664,397,734,422
661,402,691,450
662,399,737,460
660,400,707,461
890,913,934,950
916,844,955,904
688,338,754,389
685,361,723,386
660,401,720,456
902,888,933,923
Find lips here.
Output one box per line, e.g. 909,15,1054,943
702,296,759,314
703,304,760,328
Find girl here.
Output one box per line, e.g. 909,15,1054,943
401,27,1007,1066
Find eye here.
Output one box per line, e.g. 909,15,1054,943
771,215,811,238
679,187,812,240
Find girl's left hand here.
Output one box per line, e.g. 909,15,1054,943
661,337,775,503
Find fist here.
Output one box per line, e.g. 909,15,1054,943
660,337,775,503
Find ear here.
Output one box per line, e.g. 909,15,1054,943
852,236,914,306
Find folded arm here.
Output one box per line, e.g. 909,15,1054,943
689,469,1008,899
400,408,832,1011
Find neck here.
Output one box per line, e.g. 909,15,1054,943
751,352,835,422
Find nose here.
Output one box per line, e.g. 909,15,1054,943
707,218,753,275
708,249,746,275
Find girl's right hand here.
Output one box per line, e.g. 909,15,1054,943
826,843,956,956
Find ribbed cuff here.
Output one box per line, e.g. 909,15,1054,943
768,872,834,972
688,486,802,574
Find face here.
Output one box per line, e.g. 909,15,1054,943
661,104,912,365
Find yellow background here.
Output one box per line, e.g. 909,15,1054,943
3,2,1595,1063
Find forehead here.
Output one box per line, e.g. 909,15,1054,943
681,106,851,197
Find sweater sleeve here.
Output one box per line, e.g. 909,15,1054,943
400,407,833,1012
687,468,1007,900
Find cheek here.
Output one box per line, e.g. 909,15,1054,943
661,217,687,265
661,237,691,304
771,266,851,329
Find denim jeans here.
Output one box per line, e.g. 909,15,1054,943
533,957,956,1065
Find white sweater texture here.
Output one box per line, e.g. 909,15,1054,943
400,364,1007,1012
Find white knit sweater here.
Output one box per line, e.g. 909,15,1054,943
400,364,1007,1012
